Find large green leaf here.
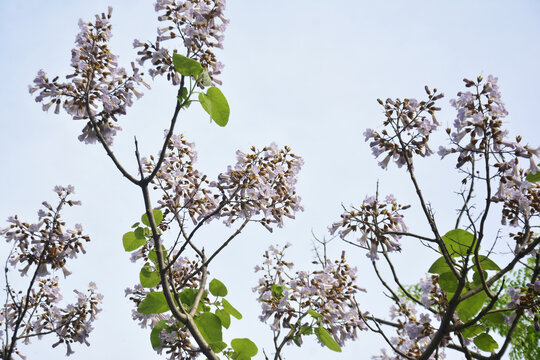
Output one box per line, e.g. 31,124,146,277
137,292,170,314
457,291,487,321
122,230,146,252
473,256,501,271
198,87,230,127
215,308,231,329
150,320,169,348
210,341,227,353
179,288,198,310
442,229,476,257
472,270,488,288
439,272,459,293
172,53,203,77
428,256,453,274
314,326,342,352
462,324,485,338
209,278,228,297
231,338,258,358
148,246,168,264
141,209,163,227
140,263,161,288
194,312,223,344
222,299,242,319
481,312,505,326
474,333,499,352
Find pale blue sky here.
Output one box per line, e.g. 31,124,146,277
1,1,539,359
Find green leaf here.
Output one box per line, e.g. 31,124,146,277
473,256,501,271
307,309,323,318
439,272,458,293
472,270,488,288
131,222,140,228
148,246,168,264
134,226,145,238
526,168,540,182
141,209,164,227
481,312,505,326
122,230,146,252
271,284,284,299
314,326,342,352
474,333,499,352
179,288,197,309
428,256,453,274
181,87,188,99
231,338,258,358
215,308,231,329
140,263,161,288
222,299,242,319
172,53,203,77
210,341,227,353
442,229,476,257
299,325,313,335
462,324,485,338
198,87,230,127
200,69,212,87
137,292,170,314
194,312,223,344
457,291,487,321
150,320,169,348
209,278,228,297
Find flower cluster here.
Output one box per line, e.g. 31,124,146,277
212,143,304,231
1,186,90,278
364,87,443,170
506,276,540,330
438,75,510,167
143,133,218,228
329,194,409,260
492,158,540,229
29,8,149,145
0,187,102,358
1,278,103,357
145,136,304,232
438,76,540,229
135,0,228,85
374,299,443,360
253,244,367,347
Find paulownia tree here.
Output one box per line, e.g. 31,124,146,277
2,1,537,359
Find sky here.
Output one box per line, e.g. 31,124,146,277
1,0,540,359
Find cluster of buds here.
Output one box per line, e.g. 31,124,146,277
329,194,409,261
29,8,149,145
0,187,102,357
253,244,367,347
135,0,228,85
364,87,443,170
